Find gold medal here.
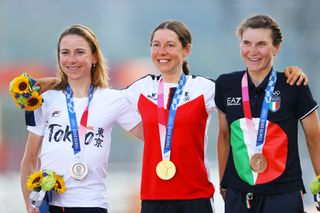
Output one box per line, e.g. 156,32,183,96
69,161,88,180
156,160,176,180
250,153,268,173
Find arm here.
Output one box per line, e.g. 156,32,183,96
217,111,230,200
301,110,320,176
129,122,144,141
35,77,58,94
283,66,308,86
20,132,43,213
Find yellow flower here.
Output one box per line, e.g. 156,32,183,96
9,74,30,94
26,170,67,194
54,174,67,193
26,171,43,191
25,91,43,111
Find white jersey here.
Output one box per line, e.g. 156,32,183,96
27,88,141,209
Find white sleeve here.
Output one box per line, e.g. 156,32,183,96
121,77,146,111
116,94,141,131
26,101,47,136
204,78,216,112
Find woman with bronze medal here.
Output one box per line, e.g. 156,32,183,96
20,25,143,213
215,15,320,212
25,20,308,213
121,20,307,213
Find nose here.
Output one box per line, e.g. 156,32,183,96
250,45,259,55
158,45,168,55
69,53,77,63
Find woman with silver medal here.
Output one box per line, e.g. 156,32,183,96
26,21,307,213
20,25,143,213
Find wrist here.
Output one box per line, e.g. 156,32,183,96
219,185,226,195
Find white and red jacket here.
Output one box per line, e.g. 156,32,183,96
122,74,216,200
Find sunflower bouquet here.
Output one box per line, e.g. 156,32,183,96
27,169,66,210
9,73,43,111
310,175,320,211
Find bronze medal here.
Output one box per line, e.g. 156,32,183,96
250,153,267,173
156,160,176,180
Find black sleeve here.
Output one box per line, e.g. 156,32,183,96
214,74,226,113
25,111,36,126
296,84,318,120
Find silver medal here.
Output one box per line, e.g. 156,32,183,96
69,161,88,180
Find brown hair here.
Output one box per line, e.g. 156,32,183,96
54,24,109,90
237,15,283,46
150,20,192,75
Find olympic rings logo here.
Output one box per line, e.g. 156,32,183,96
273,90,281,96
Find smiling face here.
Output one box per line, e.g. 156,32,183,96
151,29,190,77
58,34,97,82
240,28,280,75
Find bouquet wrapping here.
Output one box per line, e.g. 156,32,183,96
27,169,66,211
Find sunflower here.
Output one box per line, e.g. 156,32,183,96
54,174,67,193
25,91,43,111
9,91,22,109
9,74,30,94
26,171,43,191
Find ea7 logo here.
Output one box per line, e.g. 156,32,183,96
227,97,241,106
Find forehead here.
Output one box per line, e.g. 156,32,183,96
152,29,179,42
60,34,90,49
242,28,273,42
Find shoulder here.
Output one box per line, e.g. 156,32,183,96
42,90,62,97
125,74,161,89
216,70,244,82
94,87,123,99
187,75,216,92
41,90,64,105
189,74,216,84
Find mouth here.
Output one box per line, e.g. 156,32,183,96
158,59,170,64
67,66,80,71
248,58,261,62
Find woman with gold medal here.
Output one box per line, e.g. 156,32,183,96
121,20,308,213
28,20,308,213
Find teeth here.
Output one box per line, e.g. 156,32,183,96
68,67,79,70
249,58,259,62
159,59,169,63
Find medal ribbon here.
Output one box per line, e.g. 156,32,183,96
65,84,94,155
157,73,186,160
241,68,277,152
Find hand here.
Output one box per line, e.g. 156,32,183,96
35,77,58,94
284,66,308,86
220,186,227,201
27,206,40,213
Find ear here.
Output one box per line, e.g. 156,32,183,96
184,44,191,57
92,53,98,64
274,44,281,56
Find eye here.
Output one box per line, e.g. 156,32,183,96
151,42,160,48
242,40,251,46
60,50,69,55
76,49,86,55
167,43,175,48
257,42,267,48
